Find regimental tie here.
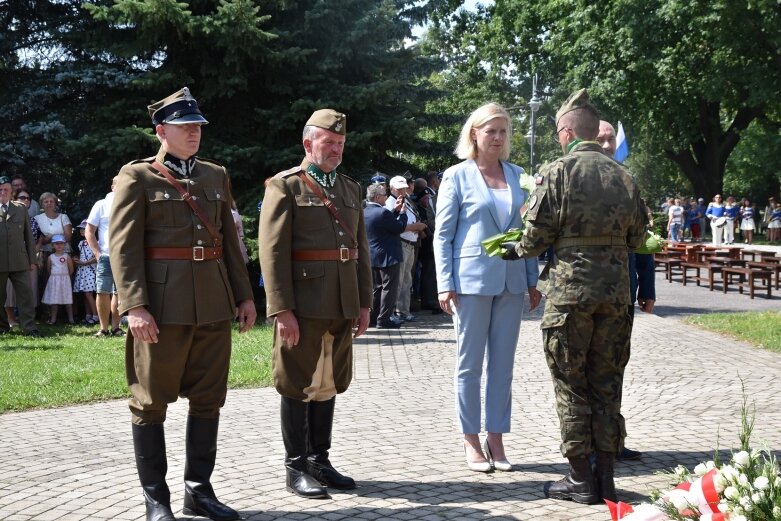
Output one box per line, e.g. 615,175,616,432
0,204,7,221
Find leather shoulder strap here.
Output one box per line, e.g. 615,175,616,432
151,161,222,247
296,172,357,247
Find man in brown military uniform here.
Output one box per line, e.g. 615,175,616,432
0,175,40,337
259,109,372,499
109,88,256,521
504,90,647,504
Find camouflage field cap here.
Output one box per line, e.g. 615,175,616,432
148,87,209,126
305,109,346,135
555,88,598,126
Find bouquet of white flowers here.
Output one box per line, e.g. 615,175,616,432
608,389,780,521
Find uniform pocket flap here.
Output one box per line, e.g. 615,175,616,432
453,245,482,258
292,262,325,280
204,189,226,202
146,262,168,284
541,310,568,330
295,194,324,207
147,189,182,202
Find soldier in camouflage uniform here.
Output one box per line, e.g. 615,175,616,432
503,89,647,504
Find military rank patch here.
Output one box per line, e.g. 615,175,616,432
535,174,543,185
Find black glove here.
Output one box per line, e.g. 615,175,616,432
501,241,520,260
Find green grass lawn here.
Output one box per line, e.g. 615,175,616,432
0,323,273,413
685,311,781,352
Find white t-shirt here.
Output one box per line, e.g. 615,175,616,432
385,194,419,243
668,205,684,225
86,192,114,255
34,212,73,252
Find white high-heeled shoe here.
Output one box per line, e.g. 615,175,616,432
464,442,493,472
484,439,513,472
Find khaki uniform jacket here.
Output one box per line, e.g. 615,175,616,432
518,141,647,306
0,201,35,272
109,147,253,324
259,160,372,319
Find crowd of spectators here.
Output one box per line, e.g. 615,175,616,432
362,172,442,327
660,194,780,245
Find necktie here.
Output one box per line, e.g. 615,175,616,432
0,204,7,219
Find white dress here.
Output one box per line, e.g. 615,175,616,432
42,253,73,305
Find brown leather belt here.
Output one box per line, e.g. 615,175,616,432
145,247,222,261
292,248,358,263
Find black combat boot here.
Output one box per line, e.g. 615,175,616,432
281,397,329,498
595,450,617,502
545,457,600,505
131,423,176,521
182,416,240,521
306,397,356,490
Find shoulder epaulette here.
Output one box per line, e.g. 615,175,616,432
338,172,361,186
197,156,224,167
277,166,304,178
128,156,155,166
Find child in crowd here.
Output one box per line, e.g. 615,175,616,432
42,234,74,324
72,220,98,324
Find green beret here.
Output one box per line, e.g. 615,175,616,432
148,87,209,126
555,88,598,126
305,109,346,135
0,176,10,185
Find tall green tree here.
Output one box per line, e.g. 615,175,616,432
435,0,781,200
1,0,441,217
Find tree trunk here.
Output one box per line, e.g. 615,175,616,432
665,99,761,201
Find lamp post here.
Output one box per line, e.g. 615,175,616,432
525,74,542,175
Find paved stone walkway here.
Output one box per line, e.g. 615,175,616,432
1,262,780,520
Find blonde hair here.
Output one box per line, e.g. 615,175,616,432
454,103,512,160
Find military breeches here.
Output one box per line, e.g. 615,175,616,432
541,301,630,457
125,320,232,424
273,316,353,402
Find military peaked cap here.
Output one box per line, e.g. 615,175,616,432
305,109,346,135
555,88,598,125
148,87,209,126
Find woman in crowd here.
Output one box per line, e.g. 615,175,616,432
705,194,726,246
434,103,541,473
739,198,755,245
34,192,73,256
768,199,781,242
666,197,684,243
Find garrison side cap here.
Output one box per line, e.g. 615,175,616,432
148,87,209,126
305,109,346,135
555,88,598,126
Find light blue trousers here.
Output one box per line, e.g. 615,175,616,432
452,290,525,434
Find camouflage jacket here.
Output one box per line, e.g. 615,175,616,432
517,141,647,305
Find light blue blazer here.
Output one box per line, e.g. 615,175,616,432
434,160,539,296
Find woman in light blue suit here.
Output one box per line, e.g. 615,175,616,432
434,103,541,472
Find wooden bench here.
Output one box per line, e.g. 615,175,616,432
721,267,772,299
655,258,682,282
681,262,722,290
747,261,781,290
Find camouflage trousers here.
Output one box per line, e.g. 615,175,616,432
541,300,631,458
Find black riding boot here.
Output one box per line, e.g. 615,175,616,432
131,423,176,521
545,457,600,505
182,416,240,521
306,397,356,490
281,397,329,498
595,450,617,502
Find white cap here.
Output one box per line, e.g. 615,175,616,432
389,176,408,190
